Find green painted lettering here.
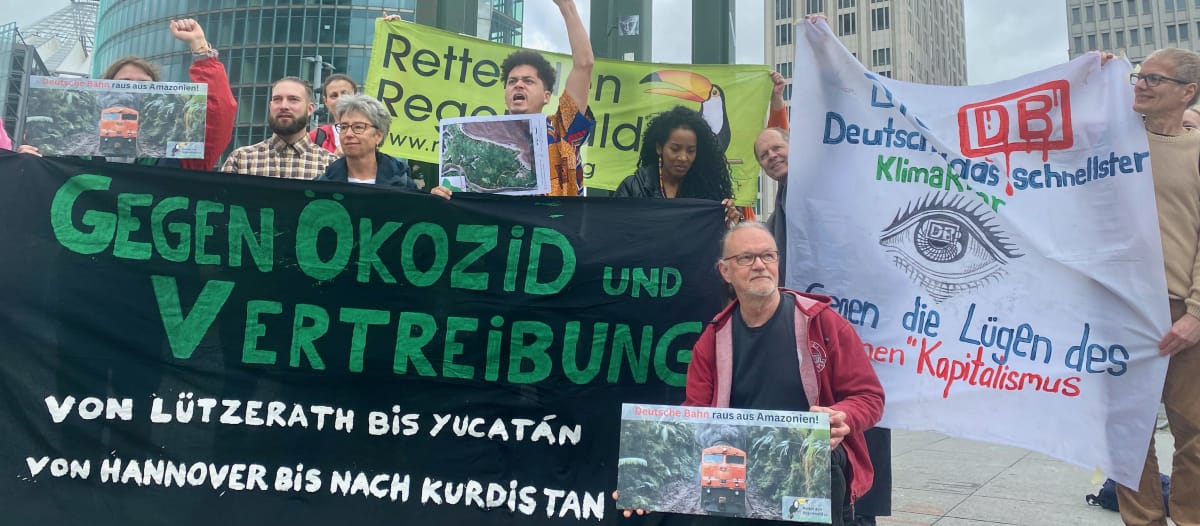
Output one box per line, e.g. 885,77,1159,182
228,205,274,272
194,200,224,265
112,193,152,260
243,300,282,364
295,198,353,281
561,321,605,384
50,174,115,255
631,267,659,298
523,227,575,295
394,312,437,375
660,267,682,297
151,275,234,359
356,218,401,284
508,320,553,384
289,303,328,369
607,324,653,383
503,226,523,292
450,225,497,290
601,267,629,296
150,196,191,262
654,322,701,387
442,316,479,379
485,316,504,381
400,222,448,287
339,307,391,373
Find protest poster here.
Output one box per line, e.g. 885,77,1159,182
363,19,771,205
439,114,552,195
616,404,832,523
785,21,1170,487
23,76,208,159
0,151,727,524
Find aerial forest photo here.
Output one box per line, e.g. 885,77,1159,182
439,119,540,193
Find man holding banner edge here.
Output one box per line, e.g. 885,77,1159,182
1116,47,1200,526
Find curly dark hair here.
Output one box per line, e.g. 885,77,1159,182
637,106,732,202
500,50,557,92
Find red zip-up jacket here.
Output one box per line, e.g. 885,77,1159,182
684,289,885,501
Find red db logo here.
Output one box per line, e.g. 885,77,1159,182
958,81,1073,160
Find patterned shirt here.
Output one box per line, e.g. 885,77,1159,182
220,134,339,180
547,93,595,196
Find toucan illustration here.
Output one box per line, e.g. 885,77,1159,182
640,70,731,154
787,497,807,519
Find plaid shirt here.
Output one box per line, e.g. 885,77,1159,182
220,134,339,179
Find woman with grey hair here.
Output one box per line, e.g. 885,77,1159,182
317,94,451,198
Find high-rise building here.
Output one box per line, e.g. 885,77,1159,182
760,0,966,214
416,0,525,47
17,0,98,77
93,0,420,156
765,0,966,102
3,1,96,139
589,2,738,64
1,23,52,141
1066,0,1199,64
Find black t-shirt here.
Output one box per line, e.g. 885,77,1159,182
729,294,810,412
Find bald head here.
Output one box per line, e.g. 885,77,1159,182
755,127,789,182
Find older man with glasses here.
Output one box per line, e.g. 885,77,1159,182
680,222,884,526
1118,47,1200,526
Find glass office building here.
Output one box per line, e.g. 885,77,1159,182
1,22,52,139
489,0,524,45
93,0,417,155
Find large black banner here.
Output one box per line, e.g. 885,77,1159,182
0,151,724,524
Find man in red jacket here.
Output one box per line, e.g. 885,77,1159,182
685,222,884,526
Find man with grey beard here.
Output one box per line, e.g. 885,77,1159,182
681,223,885,526
221,76,338,179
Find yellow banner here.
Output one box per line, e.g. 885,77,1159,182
364,19,772,205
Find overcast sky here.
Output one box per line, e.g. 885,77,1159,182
10,0,1070,85
525,0,1071,86
4,0,68,29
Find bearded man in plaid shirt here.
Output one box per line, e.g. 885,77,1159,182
222,76,338,179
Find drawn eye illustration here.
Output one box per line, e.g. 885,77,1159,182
879,192,1022,302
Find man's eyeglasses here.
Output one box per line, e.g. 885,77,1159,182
722,251,779,266
1130,72,1193,87
333,123,377,134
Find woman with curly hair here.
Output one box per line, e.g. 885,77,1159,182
615,105,740,225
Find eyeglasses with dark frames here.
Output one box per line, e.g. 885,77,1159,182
333,123,377,134
1130,72,1193,87
722,251,780,266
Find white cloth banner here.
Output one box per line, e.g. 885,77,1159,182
787,21,1170,487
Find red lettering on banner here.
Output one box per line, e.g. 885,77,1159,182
957,81,1074,196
